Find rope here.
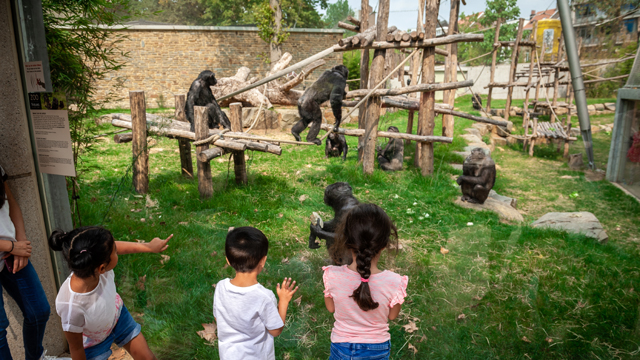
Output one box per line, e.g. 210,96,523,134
460,49,496,65
319,48,421,142
246,85,269,134
193,129,230,146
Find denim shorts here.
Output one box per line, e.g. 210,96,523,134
84,305,142,360
330,340,391,360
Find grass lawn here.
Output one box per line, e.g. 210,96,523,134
78,95,640,359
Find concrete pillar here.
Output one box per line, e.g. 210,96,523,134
0,0,66,356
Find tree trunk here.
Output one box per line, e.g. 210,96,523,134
418,0,438,176
270,0,283,69
358,0,371,162
442,0,459,138
130,91,148,194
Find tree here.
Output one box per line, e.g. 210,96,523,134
322,0,354,29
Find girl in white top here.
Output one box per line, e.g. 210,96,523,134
49,226,172,360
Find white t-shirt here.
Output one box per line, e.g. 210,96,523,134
56,270,124,348
213,278,284,360
0,166,16,272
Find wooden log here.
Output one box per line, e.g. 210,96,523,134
114,132,132,143
401,32,411,42
334,33,484,51
410,31,419,40
360,30,376,46
418,0,438,176
443,0,459,138
346,15,361,27
485,18,501,113
234,139,282,155
394,30,404,42
583,74,629,84
418,32,425,40
552,33,564,114
338,21,360,32
386,29,399,42
339,37,353,47
194,106,213,199
174,94,193,178
358,0,371,162
197,147,225,162
345,79,473,98
504,18,525,123
410,0,426,105
363,0,390,174
130,91,148,194
319,124,452,143
529,118,538,156
406,110,414,145
229,103,247,185
522,21,537,128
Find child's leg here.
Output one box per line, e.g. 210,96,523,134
123,333,156,360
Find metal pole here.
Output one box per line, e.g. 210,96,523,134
557,0,595,169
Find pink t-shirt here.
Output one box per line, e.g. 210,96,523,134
323,265,408,344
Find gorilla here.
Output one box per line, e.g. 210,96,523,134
325,132,348,160
472,93,483,111
377,126,404,171
292,65,349,145
185,70,231,131
309,182,360,264
456,148,496,204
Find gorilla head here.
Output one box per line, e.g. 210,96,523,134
387,126,399,133
332,65,349,80
197,70,218,87
324,182,354,210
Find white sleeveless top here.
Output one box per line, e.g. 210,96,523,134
0,166,17,272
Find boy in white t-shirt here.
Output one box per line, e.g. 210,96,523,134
214,227,298,360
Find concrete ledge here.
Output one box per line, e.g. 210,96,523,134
60,24,345,34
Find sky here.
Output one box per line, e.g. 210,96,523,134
319,0,557,30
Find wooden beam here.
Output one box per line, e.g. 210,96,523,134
333,33,483,52
338,21,359,32
229,103,247,185
130,91,148,194
346,15,361,27
345,79,473,98
583,74,629,84
174,94,193,178
320,124,452,143
114,132,132,143
194,106,213,199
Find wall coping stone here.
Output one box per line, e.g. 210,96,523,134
61,25,345,34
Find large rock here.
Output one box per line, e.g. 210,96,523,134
278,108,301,130
491,133,507,146
455,193,524,222
604,102,616,111
464,127,482,138
594,103,605,111
531,212,608,243
461,134,483,144
489,189,517,209
472,123,492,136
498,120,514,133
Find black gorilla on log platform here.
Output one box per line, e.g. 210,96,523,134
456,148,496,204
185,70,231,131
309,182,359,264
325,132,348,160
291,65,349,145
377,126,404,171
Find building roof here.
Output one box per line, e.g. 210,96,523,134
524,9,559,30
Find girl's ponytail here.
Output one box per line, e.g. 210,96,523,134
48,226,115,278
335,203,398,312
48,229,69,251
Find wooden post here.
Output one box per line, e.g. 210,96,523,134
130,91,148,194
195,106,213,198
174,94,193,178
357,0,371,162
485,18,502,114
564,122,571,158
229,103,248,185
406,110,414,145
522,21,538,128
533,40,546,112
442,0,459,137
529,117,538,156
504,18,525,123
417,0,438,176
411,0,425,167
362,0,390,174
551,33,564,123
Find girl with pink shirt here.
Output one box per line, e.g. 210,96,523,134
322,203,408,360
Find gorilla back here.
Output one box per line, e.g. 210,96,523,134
185,70,231,131
291,65,348,145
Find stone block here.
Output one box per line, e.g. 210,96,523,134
472,123,491,136
461,134,483,144
278,108,301,130
506,135,520,146
454,196,524,222
594,103,605,111
498,120,514,133
532,212,608,243
604,102,616,111
464,128,482,137
464,143,491,157
491,133,507,146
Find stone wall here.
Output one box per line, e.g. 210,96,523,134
93,25,344,109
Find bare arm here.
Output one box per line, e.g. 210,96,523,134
388,304,402,320
5,183,30,272
116,234,172,255
268,278,298,337
65,331,86,360
324,297,335,313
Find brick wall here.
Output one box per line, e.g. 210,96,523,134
93,26,344,109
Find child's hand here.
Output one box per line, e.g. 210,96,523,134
145,234,173,253
276,277,298,303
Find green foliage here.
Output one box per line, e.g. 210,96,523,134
129,0,207,25
322,0,354,29
342,50,360,90
586,43,637,98
254,1,290,45
43,0,132,224
481,0,520,26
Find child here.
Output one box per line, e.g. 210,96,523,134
323,203,408,360
49,226,172,360
214,227,298,360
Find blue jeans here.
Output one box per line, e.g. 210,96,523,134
330,341,391,360
84,305,141,360
0,261,50,360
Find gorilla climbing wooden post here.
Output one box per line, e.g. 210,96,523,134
130,91,148,194
194,106,213,199
417,0,438,176
229,103,248,185
362,0,390,174
174,94,193,178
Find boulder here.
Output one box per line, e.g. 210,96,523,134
498,120,514,134
506,135,520,146
604,102,616,111
450,163,463,171
464,127,482,138
461,134,483,144
472,123,492,136
570,128,580,137
531,212,608,243
278,108,301,130
568,153,583,170
464,143,491,157
495,125,510,137
491,133,507,146
594,103,605,111
454,194,524,222
587,104,596,112
489,189,517,209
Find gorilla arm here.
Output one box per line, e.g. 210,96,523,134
207,94,231,129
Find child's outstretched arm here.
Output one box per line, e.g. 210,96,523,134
64,331,86,360
268,277,299,337
116,234,173,255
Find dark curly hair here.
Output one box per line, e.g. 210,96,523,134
334,203,398,311
48,226,115,278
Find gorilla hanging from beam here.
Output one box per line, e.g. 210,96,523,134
291,65,349,145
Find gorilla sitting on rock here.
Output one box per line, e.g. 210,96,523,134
456,148,496,204
291,65,348,145
185,70,231,132
377,126,404,171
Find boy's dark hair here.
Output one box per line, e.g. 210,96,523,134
48,226,115,279
225,227,269,273
334,203,398,311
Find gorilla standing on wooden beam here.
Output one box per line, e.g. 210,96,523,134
291,65,348,145
185,70,231,132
